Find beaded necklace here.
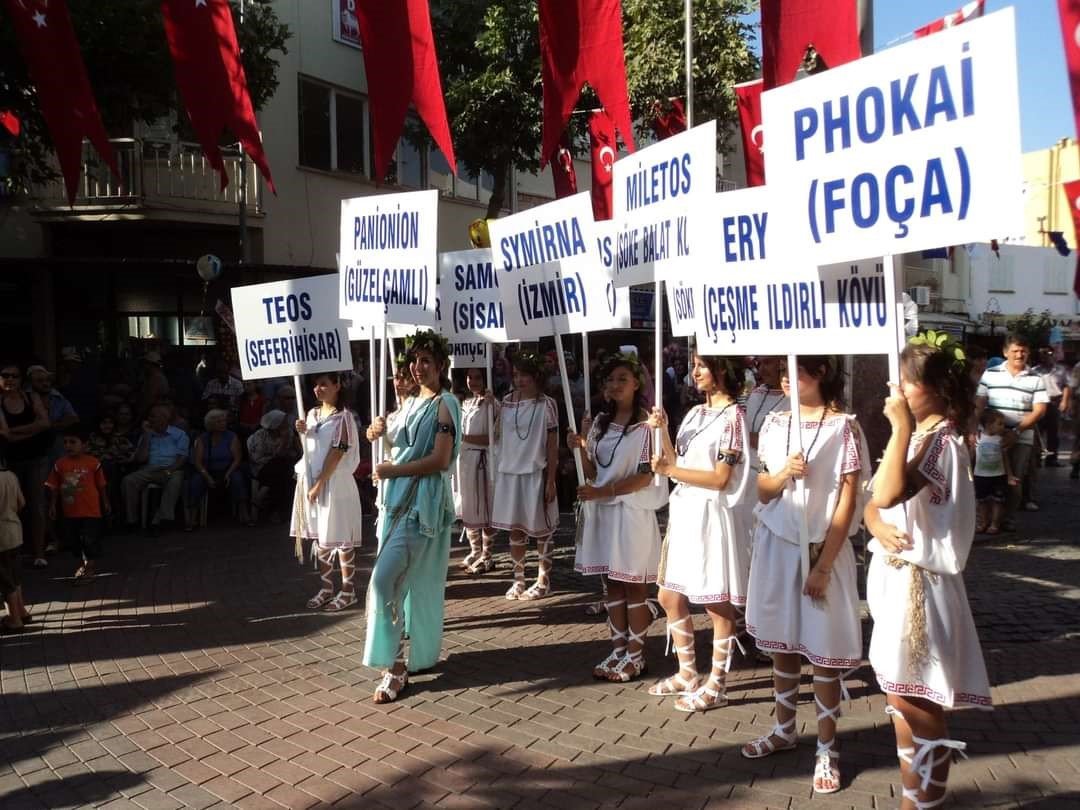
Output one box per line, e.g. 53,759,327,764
749,388,784,433
595,416,636,468
513,393,540,441
676,402,734,457
785,406,828,460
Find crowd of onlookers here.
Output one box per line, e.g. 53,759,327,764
0,332,1077,634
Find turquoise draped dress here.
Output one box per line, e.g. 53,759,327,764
362,391,461,672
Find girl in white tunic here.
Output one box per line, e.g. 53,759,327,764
569,353,666,683
648,355,752,712
864,335,991,810
456,368,498,574
745,356,787,469
291,372,364,612
742,356,869,796
491,352,559,600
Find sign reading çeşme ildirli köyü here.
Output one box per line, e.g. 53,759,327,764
610,120,716,287
695,258,898,355
487,191,612,340
594,221,632,330
339,189,440,327
437,248,508,368
232,274,352,380
760,8,1023,266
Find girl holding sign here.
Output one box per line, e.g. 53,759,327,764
568,352,666,683
291,372,364,612
647,355,752,711
456,368,498,575
864,335,991,810
742,357,869,796
363,331,461,704
491,352,560,601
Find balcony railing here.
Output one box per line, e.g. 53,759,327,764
32,138,263,214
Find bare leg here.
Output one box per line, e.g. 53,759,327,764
462,528,482,571
887,695,955,809
324,549,357,611
505,530,527,599
675,601,739,711
607,582,650,682
811,665,849,794
741,652,801,758
306,547,335,609
520,535,552,600
594,580,627,678
648,588,700,696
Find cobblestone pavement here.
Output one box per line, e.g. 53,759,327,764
2,465,1078,809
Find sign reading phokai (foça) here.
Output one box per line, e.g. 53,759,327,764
761,8,1022,267
339,189,440,328
233,275,352,381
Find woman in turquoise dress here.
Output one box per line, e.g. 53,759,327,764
363,330,461,703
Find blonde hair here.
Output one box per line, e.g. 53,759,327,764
203,408,229,431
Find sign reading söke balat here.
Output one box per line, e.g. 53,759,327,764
339,189,440,327
233,275,352,381
761,8,1022,266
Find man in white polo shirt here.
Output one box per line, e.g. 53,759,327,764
976,333,1048,528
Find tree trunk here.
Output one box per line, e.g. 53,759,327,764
485,158,510,219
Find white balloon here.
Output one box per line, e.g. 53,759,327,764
196,254,222,282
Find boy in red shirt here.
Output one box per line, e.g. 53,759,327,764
46,425,109,583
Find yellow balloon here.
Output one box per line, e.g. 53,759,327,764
469,218,491,248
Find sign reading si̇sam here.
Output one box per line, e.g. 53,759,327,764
438,248,507,369
611,120,717,286
339,189,439,327
695,258,898,355
761,9,1022,266
233,275,351,381
487,192,609,340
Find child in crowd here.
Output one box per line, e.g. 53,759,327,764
46,425,110,584
456,367,498,575
491,351,560,600
973,409,1016,535
0,464,30,633
864,333,991,810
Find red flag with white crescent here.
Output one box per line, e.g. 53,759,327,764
649,98,686,140
551,132,578,199
161,0,275,193
1058,0,1080,148
588,110,616,221
539,0,635,168
734,79,765,187
914,0,985,38
1065,179,1080,298
357,0,456,183
760,0,861,89
1,0,119,204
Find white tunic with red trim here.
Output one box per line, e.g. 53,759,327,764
746,411,868,668
574,421,666,583
868,427,992,709
490,394,560,536
659,404,753,604
290,408,363,549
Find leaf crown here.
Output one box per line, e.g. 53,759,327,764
405,329,451,363
512,350,546,379
600,351,646,387
908,329,966,368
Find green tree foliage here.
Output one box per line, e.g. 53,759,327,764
1006,309,1055,349
0,0,289,195
429,0,759,218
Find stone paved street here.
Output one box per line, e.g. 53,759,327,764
2,465,1078,809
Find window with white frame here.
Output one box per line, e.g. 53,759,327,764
297,76,368,175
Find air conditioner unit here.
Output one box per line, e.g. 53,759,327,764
910,286,931,306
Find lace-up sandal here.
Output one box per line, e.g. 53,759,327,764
519,539,552,600
606,601,649,682
505,537,528,599
741,666,801,759
648,615,700,696
593,599,627,679
811,670,851,794
374,657,408,704
322,590,357,611
675,635,745,713
305,570,335,609
461,529,481,571
887,707,968,809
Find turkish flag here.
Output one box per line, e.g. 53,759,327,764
1058,0,1080,148
539,0,635,169
649,99,686,140
1065,180,1080,297
357,0,456,183
1,0,118,204
551,132,578,199
588,109,616,220
734,79,765,187
760,0,861,89
161,0,274,193
914,0,985,38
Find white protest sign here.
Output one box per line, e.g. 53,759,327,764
695,258,897,355
339,189,439,326
487,192,611,340
233,274,351,381
437,248,508,368
761,8,1022,266
611,120,717,286
665,280,699,337
447,341,490,369
594,220,632,328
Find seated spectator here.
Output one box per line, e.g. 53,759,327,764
121,404,189,534
112,401,139,444
247,409,300,521
268,385,298,418
186,408,251,529
45,426,109,584
89,413,135,515
237,380,266,439
202,361,243,422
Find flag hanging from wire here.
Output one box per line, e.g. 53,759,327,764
589,109,616,220
734,80,764,187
